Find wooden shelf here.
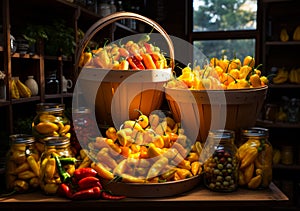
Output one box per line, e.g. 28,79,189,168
268,83,300,89
265,41,300,46
256,119,300,128
0,183,289,210
11,53,40,59
273,164,300,171
11,96,41,104
0,100,10,107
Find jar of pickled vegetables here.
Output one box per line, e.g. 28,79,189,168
203,130,239,192
5,134,40,193
39,136,76,195
32,103,71,155
238,127,272,189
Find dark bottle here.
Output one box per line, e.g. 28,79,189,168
45,70,59,94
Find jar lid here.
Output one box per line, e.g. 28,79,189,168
73,107,91,114
43,136,70,146
241,127,269,137
208,129,235,140
9,134,35,144
36,103,65,112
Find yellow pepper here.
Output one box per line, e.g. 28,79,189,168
91,162,114,180
78,155,92,169
240,147,258,169
14,162,30,175
45,158,56,180
239,65,252,79
18,170,36,180
146,156,169,179
106,127,118,141
147,143,163,157
243,162,254,184
250,73,262,88
43,183,59,195
175,168,193,180
247,175,262,189
13,180,29,193
191,161,201,176
187,152,199,163
243,56,255,68
27,155,40,177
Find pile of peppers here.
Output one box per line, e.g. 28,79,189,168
57,166,126,200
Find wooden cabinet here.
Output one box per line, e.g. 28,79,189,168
258,0,300,209
0,0,106,172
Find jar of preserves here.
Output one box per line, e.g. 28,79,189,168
72,107,98,148
238,127,272,189
32,103,71,155
280,145,293,165
39,136,75,195
203,129,239,192
5,134,40,193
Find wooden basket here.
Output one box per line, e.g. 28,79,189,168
165,86,268,144
75,12,174,127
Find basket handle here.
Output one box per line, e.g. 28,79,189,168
75,12,175,71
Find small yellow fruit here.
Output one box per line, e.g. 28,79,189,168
35,122,59,134
280,28,289,42
293,26,300,41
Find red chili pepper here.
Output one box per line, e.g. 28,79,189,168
132,56,145,70
101,191,126,200
71,186,101,200
127,57,139,70
77,176,102,190
58,183,73,199
73,167,97,181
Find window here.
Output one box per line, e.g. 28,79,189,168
189,0,261,62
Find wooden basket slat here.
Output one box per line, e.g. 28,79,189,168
165,86,268,143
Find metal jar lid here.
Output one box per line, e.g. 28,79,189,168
241,127,269,138
43,136,70,146
36,103,65,112
9,134,35,144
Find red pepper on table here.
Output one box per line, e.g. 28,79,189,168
73,167,97,181
77,176,102,190
58,183,73,199
71,186,101,200
101,191,126,200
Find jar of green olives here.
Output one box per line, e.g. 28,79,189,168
203,129,239,192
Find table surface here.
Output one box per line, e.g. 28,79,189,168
0,182,289,210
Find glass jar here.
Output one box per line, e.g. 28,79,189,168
203,129,239,192
72,107,97,148
32,103,71,155
239,127,273,189
39,136,75,195
5,134,40,193
280,145,293,165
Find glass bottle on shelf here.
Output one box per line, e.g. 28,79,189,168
45,70,59,94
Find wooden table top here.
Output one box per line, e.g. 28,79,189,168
0,182,289,210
